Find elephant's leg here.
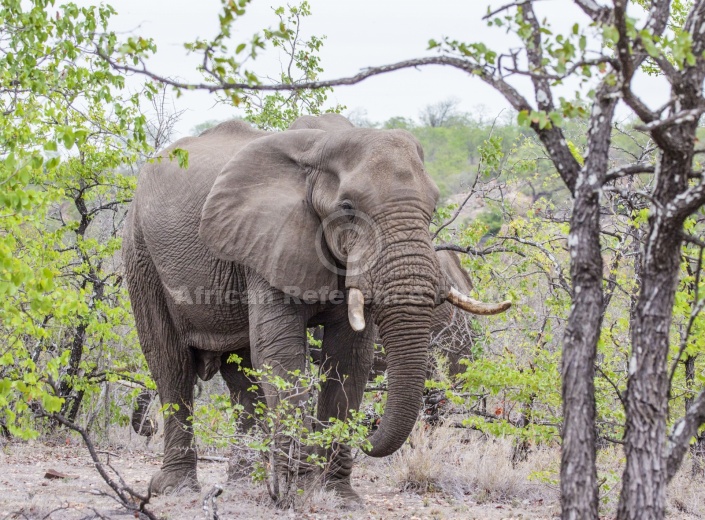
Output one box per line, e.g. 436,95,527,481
246,274,313,490
148,348,199,495
124,248,199,494
317,307,375,501
220,350,263,480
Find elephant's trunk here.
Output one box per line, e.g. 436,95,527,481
364,307,432,457
359,226,439,458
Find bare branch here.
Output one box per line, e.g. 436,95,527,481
651,54,681,85
434,243,527,258
613,0,672,124
605,163,656,183
582,82,620,186
634,106,705,132
483,0,537,20
644,0,674,37
97,51,484,95
667,389,705,481
512,3,582,192
432,110,505,239
596,365,626,410
495,235,571,294
666,181,705,221
521,3,554,112
503,56,617,81
574,0,612,23
682,232,705,248
685,0,705,54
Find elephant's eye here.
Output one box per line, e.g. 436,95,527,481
340,201,354,221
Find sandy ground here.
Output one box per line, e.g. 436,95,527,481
0,438,559,520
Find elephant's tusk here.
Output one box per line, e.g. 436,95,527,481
348,288,366,331
447,286,512,315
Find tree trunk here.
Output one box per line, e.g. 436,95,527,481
684,354,705,475
560,90,616,520
560,178,602,520
617,145,692,520
58,323,87,421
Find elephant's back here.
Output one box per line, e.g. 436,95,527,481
133,121,267,267
136,120,267,225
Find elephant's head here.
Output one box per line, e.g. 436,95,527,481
199,114,510,457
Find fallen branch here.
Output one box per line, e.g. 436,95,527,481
199,455,229,463
41,411,157,520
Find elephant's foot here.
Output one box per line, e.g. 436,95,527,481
325,478,364,509
149,468,200,495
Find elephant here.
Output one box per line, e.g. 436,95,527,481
122,113,511,501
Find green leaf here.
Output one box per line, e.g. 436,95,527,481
169,148,189,169
517,110,531,127
41,394,64,413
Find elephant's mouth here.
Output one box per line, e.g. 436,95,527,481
345,286,511,331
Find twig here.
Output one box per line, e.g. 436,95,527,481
596,365,626,410
668,246,705,388
96,450,120,458
431,110,505,240
634,107,705,132
574,0,612,23
42,506,70,519
483,0,538,20
435,243,527,258
202,484,223,520
604,163,656,183
600,435,626,445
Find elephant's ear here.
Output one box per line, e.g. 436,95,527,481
437,250,473,293
199,130,338,302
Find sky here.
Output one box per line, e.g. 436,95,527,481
94,0,670,139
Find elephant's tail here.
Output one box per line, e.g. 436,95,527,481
131,389,158,437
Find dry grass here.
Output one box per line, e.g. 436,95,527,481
385,424,559,504
665,457,705,518
15,415,705,518
583,444,705,518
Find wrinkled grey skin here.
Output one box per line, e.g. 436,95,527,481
310,249,476,380
123,114,448,499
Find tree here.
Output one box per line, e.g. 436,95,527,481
0,0,155,438
236,1,344,130
419,98,465,127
